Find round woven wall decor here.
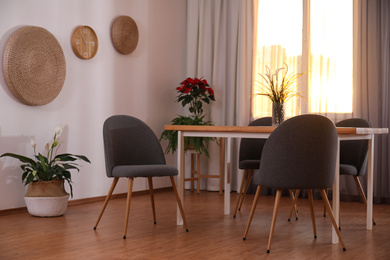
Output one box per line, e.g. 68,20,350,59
3,26,66,106
111,16,139,54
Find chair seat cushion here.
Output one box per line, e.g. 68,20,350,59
340,164,358,176
239,160,260,170
112,165,178,178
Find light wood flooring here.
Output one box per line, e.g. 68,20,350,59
1,190,390,259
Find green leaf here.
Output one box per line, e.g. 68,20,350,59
1,153,36,165
54,154,77,162
25,174,35,185
63,171,71,179
73,154,91,163
62,164,80,172
38,154,47,171
68,182,74,198
160,115,217,157
53,153,90,164
22,171,28,182
184,95,193,104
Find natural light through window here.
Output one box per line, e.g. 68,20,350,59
252,0,302,119
256,0,302,57
309,0,353,113
252,0,353,119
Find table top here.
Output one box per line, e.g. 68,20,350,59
164,125,388,135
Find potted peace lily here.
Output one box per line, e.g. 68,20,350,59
160,77,216,157
1,125,90,217
254,62,306,126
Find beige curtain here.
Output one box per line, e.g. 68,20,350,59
186,0,254,191
354,0,390,202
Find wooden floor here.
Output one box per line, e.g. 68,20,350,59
1,190,390,259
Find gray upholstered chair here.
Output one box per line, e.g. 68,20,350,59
243,114,346,253
331,118,374,224
94,115,188,239
291,118,375,225
234,117,272,218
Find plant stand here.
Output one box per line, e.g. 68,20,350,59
184,138,224,194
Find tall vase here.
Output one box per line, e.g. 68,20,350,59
272,102,285,126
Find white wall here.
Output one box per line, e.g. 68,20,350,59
0,0,186,210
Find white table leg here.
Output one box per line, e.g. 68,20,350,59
367,135,374,230
177,131,184,225
332,138,340,244
224,137,232,215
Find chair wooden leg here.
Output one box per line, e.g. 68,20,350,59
321,188,339,228
170,176,189,232
293,190,299,219
234,169,248,218
353,176,376,225
288,189,294,221
123,177,134,239
243,185,263,240
319,189,346,251
94,177,119,230
239,170,254,212
267,189,282,253
148,177,156,224
325,188,340,230
288,189,300,221
323,188,328,217
307,189,317,238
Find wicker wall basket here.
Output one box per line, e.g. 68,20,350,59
3,26,66,106
111,15,139,55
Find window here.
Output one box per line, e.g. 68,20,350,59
252,0,353,120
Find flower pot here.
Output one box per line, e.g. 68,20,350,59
24,180,69,217
272,102,285,126
24,195,69,217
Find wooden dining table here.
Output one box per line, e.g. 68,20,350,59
163,124,388,244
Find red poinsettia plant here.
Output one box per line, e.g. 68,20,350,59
176,77,215,116
160,77,216,156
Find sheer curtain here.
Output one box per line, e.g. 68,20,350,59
252,0,353,123
252,0,303,120
252,0,390,202
308,0,353,122
354,0,390,203
186,0,254,191
185,0,390,201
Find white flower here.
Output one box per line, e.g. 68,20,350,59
54,125,64,138
31,139,36,149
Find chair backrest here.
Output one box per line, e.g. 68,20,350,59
238,117,272,169
103,115,166,177
254,114,338,189
336,118,371,176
